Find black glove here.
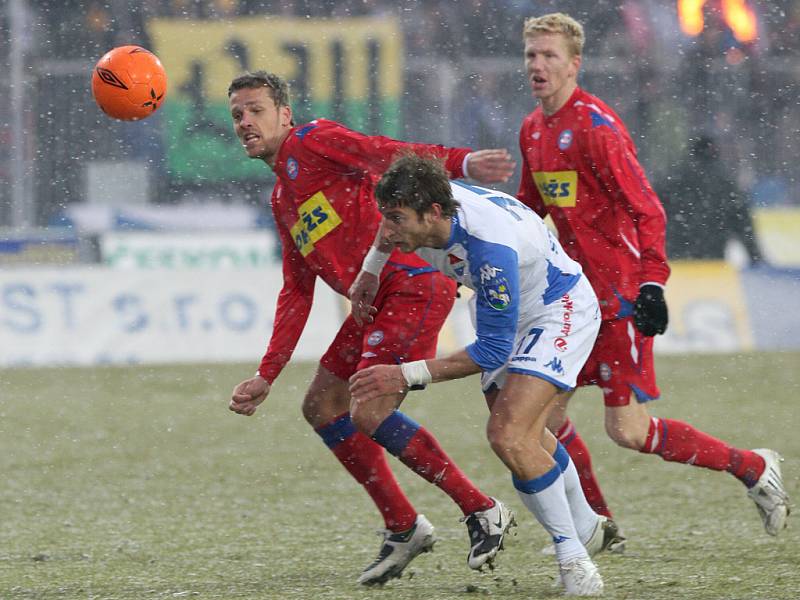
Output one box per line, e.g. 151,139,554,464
633,284,668,337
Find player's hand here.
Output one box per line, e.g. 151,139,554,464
349,271,380,326
466,149,516,183
349,365,407,403
633,284,668,337
229,375,270,416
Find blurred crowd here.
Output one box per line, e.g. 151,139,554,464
1,0,798,246
28,0,800,60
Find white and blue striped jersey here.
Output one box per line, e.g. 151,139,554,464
414,181,585,372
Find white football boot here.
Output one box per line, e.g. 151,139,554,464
559,557,604,596
357,514,435,585
747,448,790,536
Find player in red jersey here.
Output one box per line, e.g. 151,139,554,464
516,13,788,538
226,71,517,585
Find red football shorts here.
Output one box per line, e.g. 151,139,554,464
321,268,456,380
576,316,660,406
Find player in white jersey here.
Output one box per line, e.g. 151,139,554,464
348,154,611,596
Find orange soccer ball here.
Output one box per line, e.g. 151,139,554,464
91,45,167,121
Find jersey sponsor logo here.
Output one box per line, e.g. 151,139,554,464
366,330,384,346
290,192,343,257
532,171,577,208
286,157,299,180
559,293,574,344
558,129,573,150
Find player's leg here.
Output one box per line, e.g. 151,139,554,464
485,282,604,595
545,427,625,555
486,375,602,596
313,325,434,585
547,388,613,518
349,269,512,570
601,318,789,535
304,363,417,532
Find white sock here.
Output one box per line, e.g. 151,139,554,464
513,464,588,564
554,442,601,543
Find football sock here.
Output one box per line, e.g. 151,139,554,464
554,442,602,544
372,410,494,516
557,419,613,518
316,412,416,531
514,464,587,564
641,417,766,487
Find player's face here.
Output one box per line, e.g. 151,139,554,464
229,87,292,165
381,206,437,253
524,33,581,114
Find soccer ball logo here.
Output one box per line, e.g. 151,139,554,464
91,45,168,121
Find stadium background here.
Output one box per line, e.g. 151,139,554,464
1,3,799,599
0,0,798,364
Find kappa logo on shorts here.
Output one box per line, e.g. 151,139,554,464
545,357,564,375
599,362,612,381
367,330,384,346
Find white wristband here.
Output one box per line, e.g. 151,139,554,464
362,246,390,276
400,360,432,387
462,152,472,179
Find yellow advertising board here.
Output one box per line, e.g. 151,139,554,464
148,17,403,182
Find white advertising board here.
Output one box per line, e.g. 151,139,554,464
0,267,343,367
99,231,279,270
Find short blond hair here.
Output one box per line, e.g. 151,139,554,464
523,13,585,57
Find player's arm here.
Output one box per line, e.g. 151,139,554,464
302,123,513,183
257,217,317,382
349,242,519,398
231,217,317,416
589,126,669,286
589,126,669,335
349,222,393,326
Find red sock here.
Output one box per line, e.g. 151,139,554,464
400,427,493,516
641,417,766,487
330,431,417,531
557,419,613,518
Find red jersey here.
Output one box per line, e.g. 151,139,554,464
517,87,669,321
258,118,470,382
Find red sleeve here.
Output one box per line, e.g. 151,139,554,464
302,121,471,178
257,205,317,384
516,127,547,218
586,125,670,286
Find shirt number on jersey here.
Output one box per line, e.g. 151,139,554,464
532,171,577,208
290,192,343,256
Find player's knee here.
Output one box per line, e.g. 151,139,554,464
605,421,644,450
348,397,388,436
486,419,521,462
301,395,325,426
